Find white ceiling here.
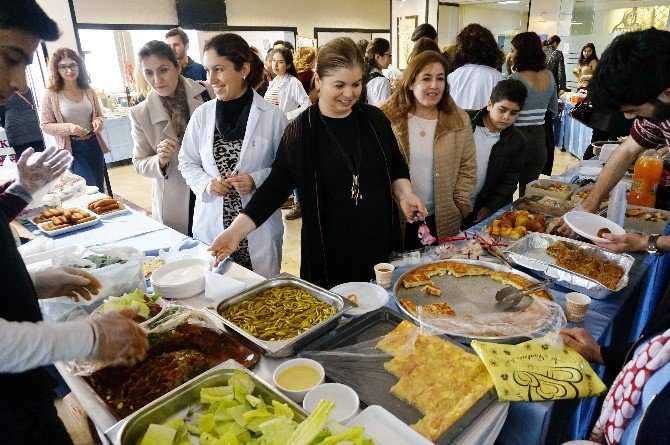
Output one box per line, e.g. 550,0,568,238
439,0,530,12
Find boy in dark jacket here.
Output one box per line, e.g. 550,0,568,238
461,79,528,229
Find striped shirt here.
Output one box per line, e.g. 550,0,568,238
263,79,281,108
630,117,670,149
509,72,558,126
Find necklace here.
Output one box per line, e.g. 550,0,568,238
319,111,363,205
410,114,433,137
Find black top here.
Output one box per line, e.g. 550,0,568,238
215,88,253,141
243,102,409,287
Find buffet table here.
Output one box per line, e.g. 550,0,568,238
29,193,509,445
555,101,593,160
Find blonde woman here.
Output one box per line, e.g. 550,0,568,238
295,46,316,96
380,51,477,248
133,63,151,103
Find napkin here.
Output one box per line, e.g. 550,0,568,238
471,337,606,402
204,270,248,302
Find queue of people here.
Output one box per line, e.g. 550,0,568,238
3,2,670,443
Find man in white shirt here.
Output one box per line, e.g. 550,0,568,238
0,2,148,443
462,79,528,228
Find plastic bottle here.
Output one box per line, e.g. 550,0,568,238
627,149,664,208
655,154,670,211
607,180,627,226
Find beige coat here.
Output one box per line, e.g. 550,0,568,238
129,76,214,235
382,98,477,238
573,60,598,89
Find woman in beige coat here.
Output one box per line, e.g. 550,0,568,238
381,50,476,247
130,41,214,236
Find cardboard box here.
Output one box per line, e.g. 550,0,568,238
527,179,578,201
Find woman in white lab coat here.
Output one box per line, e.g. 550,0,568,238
179,33,288,277
264,47,311,121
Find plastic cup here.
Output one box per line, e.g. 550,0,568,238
374,263,395,289
565,292,591,323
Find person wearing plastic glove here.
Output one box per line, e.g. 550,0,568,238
0,3,148,444
0,145,72,221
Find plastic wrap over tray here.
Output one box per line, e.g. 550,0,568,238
501,233,634,299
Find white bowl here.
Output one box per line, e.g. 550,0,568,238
90,296,166,328
303,383,360,423
150,258,210,299
273,358,325,403
563,211,626,243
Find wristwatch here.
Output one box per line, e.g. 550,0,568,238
646,234,663,255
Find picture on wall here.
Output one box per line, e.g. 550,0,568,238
397,15,417,70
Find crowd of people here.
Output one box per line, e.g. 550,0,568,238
2,1,670,444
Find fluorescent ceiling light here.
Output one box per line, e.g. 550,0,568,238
571,21,583,25
498,1,520,4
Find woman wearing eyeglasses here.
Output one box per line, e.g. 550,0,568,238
41,48,109,191
363,38,392,106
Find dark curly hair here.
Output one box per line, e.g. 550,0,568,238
411,23,437,42
511,32,546,72
453,24,504,69
577,43,599,67
588,28,670,108
409,37,441,61
47,47,91,91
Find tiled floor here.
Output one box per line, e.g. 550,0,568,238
58,148,577,443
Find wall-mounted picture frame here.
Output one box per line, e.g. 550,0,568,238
397,15,418,70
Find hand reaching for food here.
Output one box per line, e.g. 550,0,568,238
30,266,102,301
91,307,149,366
560,327,603,364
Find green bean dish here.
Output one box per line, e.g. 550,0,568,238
219,286,338,341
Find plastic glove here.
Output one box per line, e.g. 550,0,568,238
15,146,73,196
90,308,149,366
30,266,102,301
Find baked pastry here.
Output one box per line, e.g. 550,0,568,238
422,302,455,316
424,284,441,297
546,241,624,290
345,294,360,306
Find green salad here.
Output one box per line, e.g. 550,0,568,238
99,289,161,321
139,370,371,445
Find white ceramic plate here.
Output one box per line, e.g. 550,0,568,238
93,205,130,219
90,295,166,328
347,405,433,445
563,211,626,243
151,258,211,299
330,282,389,316
36,215,100,237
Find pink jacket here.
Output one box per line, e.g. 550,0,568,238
40,87,110,154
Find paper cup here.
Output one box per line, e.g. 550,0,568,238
374,263,395,289
565,292,591,323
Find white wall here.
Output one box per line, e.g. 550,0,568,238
438,4,459,47
460,5,528,39
391,0,430,69
73,0,177,25
225,0,390,37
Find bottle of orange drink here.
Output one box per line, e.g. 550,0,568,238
628,149,664,208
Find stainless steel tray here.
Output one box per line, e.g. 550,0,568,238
501,233,635,299
209,273,354,357
106,366,306,445
300,308,498,445
393,259,559,344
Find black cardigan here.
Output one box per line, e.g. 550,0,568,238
462,108,526,227
243,102,407,288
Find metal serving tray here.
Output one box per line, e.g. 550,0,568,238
300,308,498,445
502,233,635,299
393,259,558,344
209,273,354,357
106,366,306,445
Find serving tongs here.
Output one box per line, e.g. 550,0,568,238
495,278,556,310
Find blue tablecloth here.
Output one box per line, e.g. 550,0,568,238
555,102,593,160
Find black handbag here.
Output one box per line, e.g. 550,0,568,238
568,99,593,126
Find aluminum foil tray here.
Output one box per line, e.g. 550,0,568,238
209,273,354,357
502,233,635,299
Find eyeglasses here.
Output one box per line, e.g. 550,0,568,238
58,63,79,71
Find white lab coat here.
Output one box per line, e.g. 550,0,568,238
178,91,288,277
266,74,310,121
366,69,391,106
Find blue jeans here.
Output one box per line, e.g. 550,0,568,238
69,136,106,192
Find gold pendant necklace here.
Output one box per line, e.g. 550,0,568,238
411,114,431,137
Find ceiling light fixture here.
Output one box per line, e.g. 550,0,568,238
498,0,521,4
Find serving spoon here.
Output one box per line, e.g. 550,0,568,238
496,278,556,310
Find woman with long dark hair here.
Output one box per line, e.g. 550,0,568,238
41,48,109,191
129,40,214,236
509,32,558,195
574,43,599,89
208,37,426,287
448,24,504,109
179,33,288,277
263,47,310,121
381,51,477,246
363,38,392,106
